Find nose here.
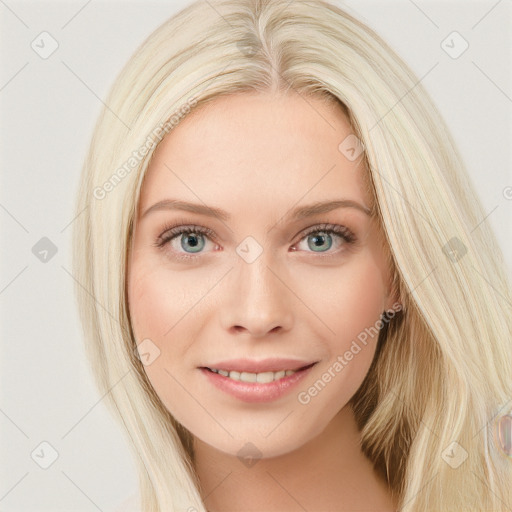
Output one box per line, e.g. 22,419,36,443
220,255,294,338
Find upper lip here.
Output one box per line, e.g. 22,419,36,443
200,358,318,373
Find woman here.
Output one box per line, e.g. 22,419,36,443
72,0,512,510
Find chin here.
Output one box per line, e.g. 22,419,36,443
191,417,325,461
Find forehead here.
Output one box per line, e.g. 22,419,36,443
137,92,371,218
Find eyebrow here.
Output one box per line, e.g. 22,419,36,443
141,198,373,221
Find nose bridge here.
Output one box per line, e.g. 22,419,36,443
222,240,293,336
239,249,278,300
235,233,278,290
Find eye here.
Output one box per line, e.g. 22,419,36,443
153,222,357,261
292,223,356,255
153,223,218,261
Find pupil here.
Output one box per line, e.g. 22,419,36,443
313,235,325,246
309,232,331,252
181,233,204,253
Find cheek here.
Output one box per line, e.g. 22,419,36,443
295,254,389,402
338,260,387,331
302,254,388,342
127,257,186,371
127,255,218,389
128,265,170,344
128,255,208,342
127,262,192,409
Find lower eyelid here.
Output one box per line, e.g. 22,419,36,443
159,228,354,260
294,232,353,254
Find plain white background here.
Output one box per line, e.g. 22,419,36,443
1,1,510,510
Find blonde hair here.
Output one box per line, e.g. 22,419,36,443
72,0,512,510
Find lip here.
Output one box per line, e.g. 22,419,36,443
199,362,318,403
199,358,317,373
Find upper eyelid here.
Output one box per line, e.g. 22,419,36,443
158,222,355,246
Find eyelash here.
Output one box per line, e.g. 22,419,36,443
153,222,357,261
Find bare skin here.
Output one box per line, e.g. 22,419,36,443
195,404,397,511
127,92,399,511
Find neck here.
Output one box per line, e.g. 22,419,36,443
193,404,397,512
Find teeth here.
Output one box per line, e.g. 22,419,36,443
209,368,298,382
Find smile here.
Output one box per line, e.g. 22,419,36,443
199,362,317,403
205,367,303,383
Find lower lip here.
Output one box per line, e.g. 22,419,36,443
199,364,316,403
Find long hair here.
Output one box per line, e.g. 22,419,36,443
72,0,512,510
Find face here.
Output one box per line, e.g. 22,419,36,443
127,92,396,459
